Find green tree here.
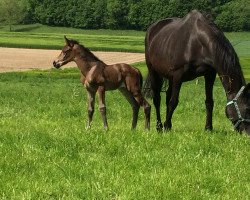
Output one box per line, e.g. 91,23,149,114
215,0,250,31
0,0,29,31
106,0,129,29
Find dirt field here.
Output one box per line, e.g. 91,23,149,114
0,47,145,73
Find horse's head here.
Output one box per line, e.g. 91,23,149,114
53,36,77,69
226,83,250,135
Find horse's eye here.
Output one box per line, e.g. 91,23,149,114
63,49,71,54
246,107,250,112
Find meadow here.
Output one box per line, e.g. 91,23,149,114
0,24,250,54
0,25,250,199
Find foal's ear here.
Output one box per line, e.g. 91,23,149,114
64,35,73,48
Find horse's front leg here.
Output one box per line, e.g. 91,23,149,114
204,70,216,130
97,86,108,130
86,90,96,129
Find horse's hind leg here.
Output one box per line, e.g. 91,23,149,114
150,70,163,131
119,88,140,129
204,70,216,130
164,73,182,130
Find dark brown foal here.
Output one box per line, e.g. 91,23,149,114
53,36,151,130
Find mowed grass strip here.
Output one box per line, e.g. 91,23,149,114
0,24,250,56
0,62,249,199
0,24,145,52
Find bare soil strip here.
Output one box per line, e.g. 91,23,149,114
0,47,145,73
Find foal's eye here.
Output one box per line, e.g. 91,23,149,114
63,48,71,54
62,49,72,58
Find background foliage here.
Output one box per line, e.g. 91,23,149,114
18,0,250,31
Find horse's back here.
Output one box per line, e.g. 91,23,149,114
103,63,141,90
146,10,215,77
145,18,179,48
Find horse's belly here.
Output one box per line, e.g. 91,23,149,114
104,80,123,90
149,55,174,77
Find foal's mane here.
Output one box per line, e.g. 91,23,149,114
69,39,103,63
202,14,243,77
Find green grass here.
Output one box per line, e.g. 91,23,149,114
0,24,145,52
0,63,250,199
0,24,249,56
0,24,250,199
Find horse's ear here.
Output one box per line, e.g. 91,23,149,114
64,35,72,47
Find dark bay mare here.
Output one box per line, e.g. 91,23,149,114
53,36,151,130
145,10,250,134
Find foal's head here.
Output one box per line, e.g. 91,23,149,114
53,36,80,68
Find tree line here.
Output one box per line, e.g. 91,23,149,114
1,0,250,31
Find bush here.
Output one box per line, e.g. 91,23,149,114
22,0,250,31
215,0,250,31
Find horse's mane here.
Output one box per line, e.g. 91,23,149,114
201,13,243,78
69,39,103,63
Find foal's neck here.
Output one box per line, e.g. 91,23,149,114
74,52,105,77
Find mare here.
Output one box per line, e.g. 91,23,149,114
53,36,151,130
145,10,250,134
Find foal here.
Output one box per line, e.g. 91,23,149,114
53,36,151,130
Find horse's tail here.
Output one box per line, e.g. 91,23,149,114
142,73,168,98
139,71,143,89
142,73,153,98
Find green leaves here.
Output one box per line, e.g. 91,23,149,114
0,0,29,31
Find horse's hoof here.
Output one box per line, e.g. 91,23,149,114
164,127,171,132
163,121,172,132
205,126,213,131
156,123,163,132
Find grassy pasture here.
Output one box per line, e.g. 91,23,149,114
0,25,250,198
0,24,144,52
0,24,250,56
0,63,250,199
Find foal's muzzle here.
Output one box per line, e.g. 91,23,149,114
53,61,61,69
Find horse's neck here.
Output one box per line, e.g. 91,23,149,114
74,56,103,76
217,70,246,101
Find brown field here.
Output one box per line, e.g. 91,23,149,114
0,47,145,73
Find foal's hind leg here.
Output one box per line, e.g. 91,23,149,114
119,88,140,129
204,70,216,130
134,94,151,130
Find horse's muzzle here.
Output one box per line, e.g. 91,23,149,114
53,61,61,69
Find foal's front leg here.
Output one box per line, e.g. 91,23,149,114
98,86,108,130
86,90,96,129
